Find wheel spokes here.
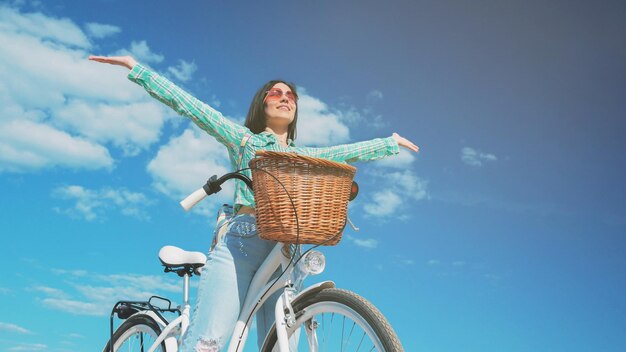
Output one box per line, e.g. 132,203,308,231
294,310,380,351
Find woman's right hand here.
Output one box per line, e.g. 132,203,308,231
88,55,138,70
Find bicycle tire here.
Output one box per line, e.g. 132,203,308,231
261,288,403,351
103,314,167,352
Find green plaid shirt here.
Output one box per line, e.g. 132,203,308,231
128,64,399,210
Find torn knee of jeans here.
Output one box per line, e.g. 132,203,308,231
195,337,221,352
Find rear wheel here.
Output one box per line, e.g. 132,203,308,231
103,314,166,352
261,288,403,351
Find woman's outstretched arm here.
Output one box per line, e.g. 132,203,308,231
88,55,250,151
299,132,419,163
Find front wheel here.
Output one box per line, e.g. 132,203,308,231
103,314,166,352
261,288,403,351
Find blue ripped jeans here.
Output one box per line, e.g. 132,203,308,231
179,214,280,352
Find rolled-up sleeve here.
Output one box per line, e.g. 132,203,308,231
300,136,400,163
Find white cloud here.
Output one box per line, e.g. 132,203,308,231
147,128,233,212
0,120,113,172
362,169,428,218
0,6,170,173
296,90,351,146
393,256,415,266
484,273,501,281
461,147,497,167
0,322,32,334
7,344,47,352
84,22,120,39
41,298,103,316
39,271,180,317
167,59,197,82
346,235,378,249
363,190,403,216
0,5,90,48
94,273,179,292
31,286,68,299
374,149,416,169
55,100,167,156
385,170,429,201
332,91,387,129
114,40,164,64
50,269,88,277
52,185,152,221
366,89,383,102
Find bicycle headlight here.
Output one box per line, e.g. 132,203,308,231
299,250,326,275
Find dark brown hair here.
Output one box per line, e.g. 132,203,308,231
244,80,298,142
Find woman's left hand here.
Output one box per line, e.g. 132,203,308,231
88,55,137,70
392,132,419,152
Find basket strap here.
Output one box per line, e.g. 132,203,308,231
236,133,252,170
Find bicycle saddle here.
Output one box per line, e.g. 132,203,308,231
158,245,207,275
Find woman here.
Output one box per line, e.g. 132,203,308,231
89,55,419,351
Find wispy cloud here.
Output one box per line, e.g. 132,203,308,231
52,185,153,221
114,40,164,64
427,259,468,267
484,273,501,281
346,235,378,249
41,298,103,316
167,59,197,82
366,89,383,102
84,22,120,39
362,169,429,218
461,147,497,167
432,190,571,219
393,256,415,266
363,190,403,217
0,322,32,334
7,343,47,352
31,286,68,299
50,269,88,277
424,259,502,283
37,270,180,316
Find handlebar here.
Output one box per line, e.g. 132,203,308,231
180,170,358,212
180,172,253,211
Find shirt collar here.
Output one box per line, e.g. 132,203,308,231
260,131,296,147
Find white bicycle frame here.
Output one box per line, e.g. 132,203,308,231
114,173,346,352
128,242,333,352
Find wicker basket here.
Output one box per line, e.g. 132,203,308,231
249,151,356,245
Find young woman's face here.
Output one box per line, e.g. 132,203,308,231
263,82,297,128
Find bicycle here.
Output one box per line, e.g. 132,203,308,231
104,167,404,352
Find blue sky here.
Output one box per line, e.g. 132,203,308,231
1,0,625,351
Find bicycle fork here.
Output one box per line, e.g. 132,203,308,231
275,286,321,352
